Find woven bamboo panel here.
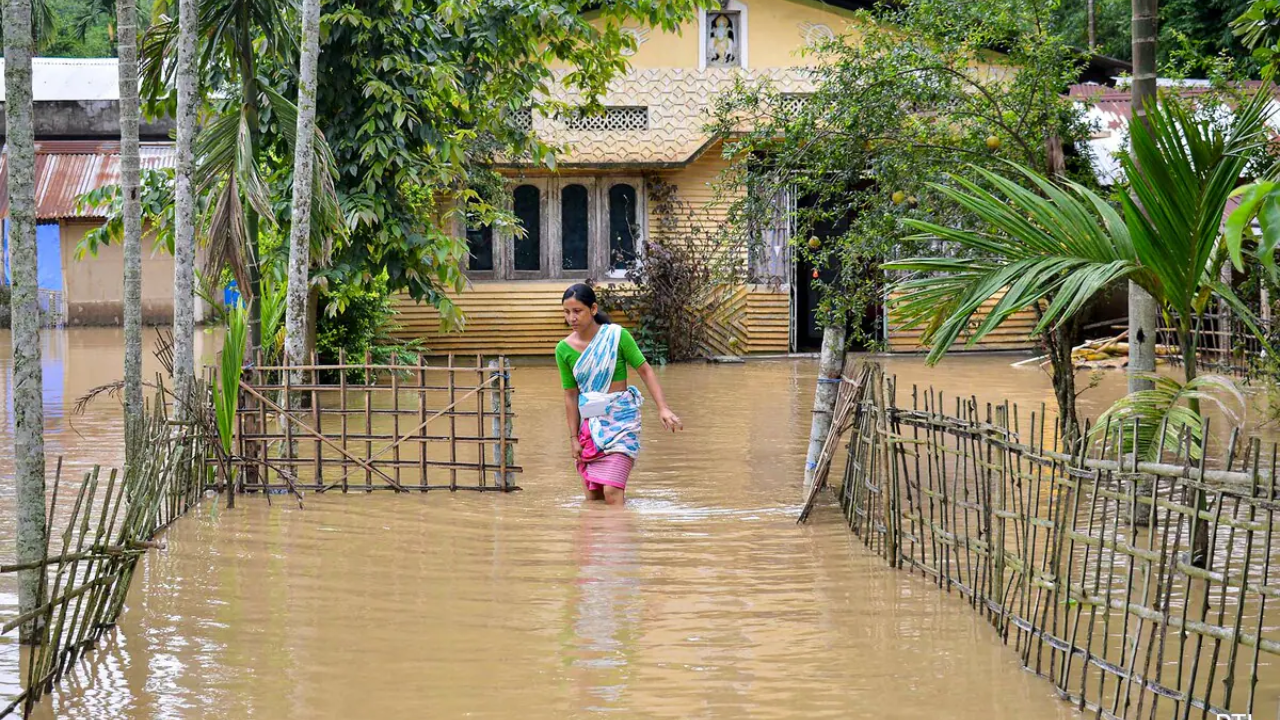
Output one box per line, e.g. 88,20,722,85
885,290,1039,353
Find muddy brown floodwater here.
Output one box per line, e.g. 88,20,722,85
12,333,1268,719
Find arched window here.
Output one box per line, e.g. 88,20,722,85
608,184,637,270
561,184,590,271
512,184,541,272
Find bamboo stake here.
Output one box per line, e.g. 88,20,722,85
1245,444,1276,713
312,350,322,487
392,353,402,490
340,347,349,492
449,354,458,491
475,353,486,487
419,353,429,492
283,353,295,487
365,348,374,491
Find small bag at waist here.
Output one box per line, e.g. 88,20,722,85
579,394,611,419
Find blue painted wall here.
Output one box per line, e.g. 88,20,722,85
2,220,64,291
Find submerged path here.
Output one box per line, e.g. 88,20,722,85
1,332,1105,718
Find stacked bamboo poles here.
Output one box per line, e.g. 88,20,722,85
821,362,1280,719
233,354,522,492
1,387,210,718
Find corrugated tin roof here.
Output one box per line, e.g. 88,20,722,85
0,140,176,219
0,58,122,102
1069,81,1280,186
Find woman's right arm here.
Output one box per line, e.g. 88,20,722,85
564,388,582,459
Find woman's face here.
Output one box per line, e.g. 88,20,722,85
563,298,596,332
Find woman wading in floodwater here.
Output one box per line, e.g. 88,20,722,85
557,284,682,505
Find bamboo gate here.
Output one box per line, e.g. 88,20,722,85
806,361,1280,720
232,351,521,493
2,352,524,717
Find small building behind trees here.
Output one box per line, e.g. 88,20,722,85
0,59,201,326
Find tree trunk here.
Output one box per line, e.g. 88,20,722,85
804,323,847,490
118,0,143,453
1041,311,1081,447
1128,0,1159,394
305,283,320,363
284,0,322,388
238,10,263,353
1088,0,1097,49
172,0,199,416
4,0,48,645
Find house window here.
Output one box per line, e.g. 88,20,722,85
466,222,494,272
561,184,590,272
466,177,645,281
564,107,649,132
608,183,638,270
512,184,541,272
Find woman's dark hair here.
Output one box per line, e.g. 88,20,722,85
562,283,611,325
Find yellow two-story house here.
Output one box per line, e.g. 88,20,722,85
391,0,1122,357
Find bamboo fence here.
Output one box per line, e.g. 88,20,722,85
0,390,210,718
817,362,1280,719
232,352,521,493
1157,311,1269,378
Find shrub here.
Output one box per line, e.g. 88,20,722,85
596,180,714,363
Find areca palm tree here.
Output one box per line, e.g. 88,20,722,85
6,0,49,646
141,0,296,352
141,0,340,353
886,85,1276,453
119,0,145,458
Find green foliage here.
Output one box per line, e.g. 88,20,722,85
708,0,1094,344
74,168,175,259
887,165,1135,362
1053,0,1254,71
1092,374,1244,461
1234,0,1280,69
13,0,152,56
213,303,248,456
888,87,1278,442
311,0,705,329
626,320,669,367
891,85,1277,363
314,282,417,382
258,263,288,364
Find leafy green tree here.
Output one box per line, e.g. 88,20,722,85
1054,0,1254,71
886,87,1276,450
707,0,1093,348
307,0,704,326
141,0,342,352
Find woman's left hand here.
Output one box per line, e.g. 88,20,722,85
659,407,683,432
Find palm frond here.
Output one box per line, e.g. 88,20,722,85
1092,373,1245,462
885,163,1136,364
1121,86,1274,320
203,177,252,296
260,85,344,264
33,0,58,49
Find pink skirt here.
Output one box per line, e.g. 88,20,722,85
577,420,634,491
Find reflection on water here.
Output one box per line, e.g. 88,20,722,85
0,337,1190,719
571,507,640,709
